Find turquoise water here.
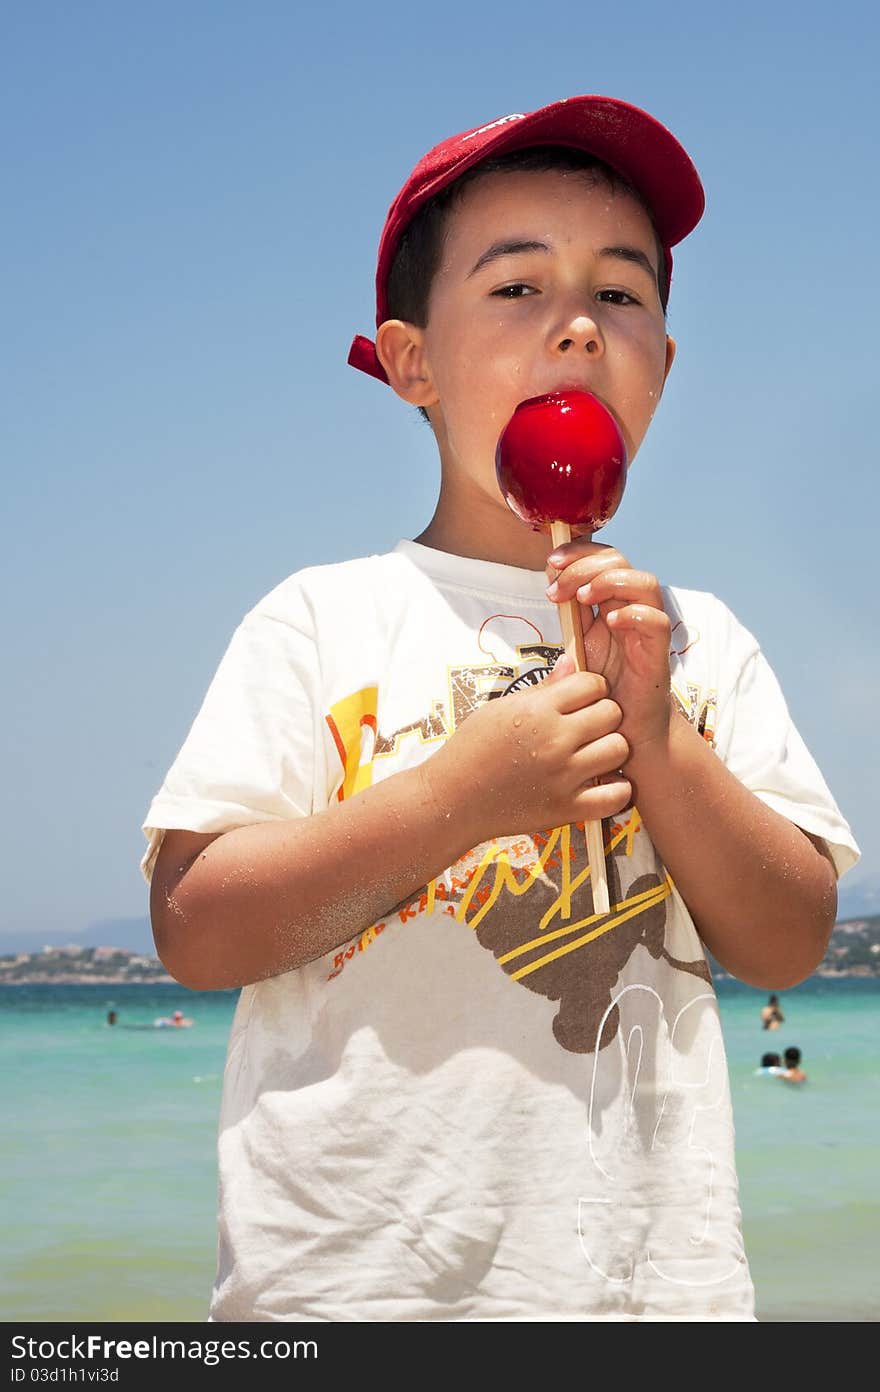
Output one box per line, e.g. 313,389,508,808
2,978,878,1323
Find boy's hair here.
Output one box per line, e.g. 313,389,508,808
347,94,705,387
385,146,670,424
761,1052,782,1068
387,146,670,329
784,1046,802,1066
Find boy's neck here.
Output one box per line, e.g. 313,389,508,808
414,484,555,572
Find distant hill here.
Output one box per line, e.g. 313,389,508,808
0,916,154,957
0,943,172,984
837,869,880,921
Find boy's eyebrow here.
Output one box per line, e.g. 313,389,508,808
467,239,551,276
466,239,659,283
598,245,658,283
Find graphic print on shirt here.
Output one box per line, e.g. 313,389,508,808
325,611,713,1053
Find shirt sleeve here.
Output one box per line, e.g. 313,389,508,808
140,600,321,883
711,600,860,879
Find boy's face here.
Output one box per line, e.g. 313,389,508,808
383,169,675,542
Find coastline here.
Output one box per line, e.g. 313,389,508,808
1,912,879,984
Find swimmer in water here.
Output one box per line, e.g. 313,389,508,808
780,1046,807,1083
760,994,784,1030
754,1051,783,1075
154,1008,194,1028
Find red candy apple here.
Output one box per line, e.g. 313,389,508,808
495,390,628,533
495,388,625,918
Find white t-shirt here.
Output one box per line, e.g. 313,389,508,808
142,540,859,1322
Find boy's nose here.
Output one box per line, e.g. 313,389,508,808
554,313,603,357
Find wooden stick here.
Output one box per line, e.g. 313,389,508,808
550,521,610,916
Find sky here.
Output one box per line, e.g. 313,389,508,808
2,0,878,951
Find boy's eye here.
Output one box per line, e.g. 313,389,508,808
596,289,640,306
491,283,536,299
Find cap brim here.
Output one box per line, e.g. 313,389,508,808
348,332,389,383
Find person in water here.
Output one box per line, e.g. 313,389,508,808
761,994,784,1030
155,1008,194,1028
780,1046,807,1083
755,1051,783,1075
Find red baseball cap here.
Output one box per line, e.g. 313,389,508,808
348,94,705,384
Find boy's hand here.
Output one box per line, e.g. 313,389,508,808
422,657,632,842
544,537,672,758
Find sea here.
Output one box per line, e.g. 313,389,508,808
3,977,878,1324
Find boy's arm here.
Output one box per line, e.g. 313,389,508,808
151,663,631,990
547,540,839,988
625,713,837,986
151,766,473,991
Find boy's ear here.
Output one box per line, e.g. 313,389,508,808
663,334,676,384
375,320,438,407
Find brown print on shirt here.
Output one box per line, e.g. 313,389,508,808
454,820,711,1055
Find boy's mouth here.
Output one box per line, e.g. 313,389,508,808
549,380,604,399
537,382,618,421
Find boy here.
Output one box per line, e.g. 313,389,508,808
755,1052,784,1076
780,1046,807,1083
142,95,859,1321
